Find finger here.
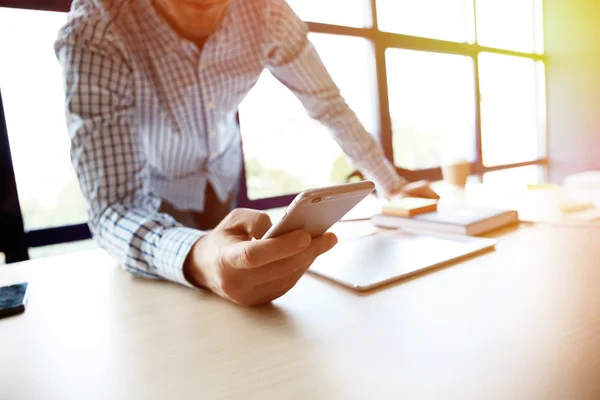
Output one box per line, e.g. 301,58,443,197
304,232,338,259
406,187,436,199
219,208,272,238
427,189,440,199
243,232,338,286
403,180,428,192
404,181,439,199
225,229,312,269
249,234,338,304
417,187,440,199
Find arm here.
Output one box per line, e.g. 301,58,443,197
55,34,203,286
264,0,407,197
54,17,339,305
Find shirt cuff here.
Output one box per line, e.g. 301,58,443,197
356,144,407,198
154,227,206,287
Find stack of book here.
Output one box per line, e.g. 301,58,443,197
371,197,519,236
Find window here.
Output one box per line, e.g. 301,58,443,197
286,0,371,28
377,0,475,43
483,165,546,186
239,0,546,207
479,53,546,166
386,49,476,170
0,7,88,232
475,0,544,54
28,240,98,260
239,33,377,200
0,1,548,259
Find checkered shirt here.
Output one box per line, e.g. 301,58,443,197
54,0,406,286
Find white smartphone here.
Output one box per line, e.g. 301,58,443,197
262,180,376,239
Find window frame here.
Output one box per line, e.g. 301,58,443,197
0,0,548,261
0,89,29,262
238,0,548,209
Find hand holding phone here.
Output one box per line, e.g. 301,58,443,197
182,181,372,306
183,208,337,306
262,180,375,239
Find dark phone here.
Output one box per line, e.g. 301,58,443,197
0,282,28,319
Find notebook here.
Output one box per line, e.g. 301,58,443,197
381,197,438,217
371,205,519,236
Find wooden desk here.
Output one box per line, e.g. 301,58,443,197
2,225,600,399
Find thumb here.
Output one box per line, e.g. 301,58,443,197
225,229,312,269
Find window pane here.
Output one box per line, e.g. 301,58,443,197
483,165,546,186
239,33,377,200
476,0,544,53
377,0,475,43
0,8,88,231
479,53,546,167
386,49,476,170
286,0,371,28
28,240,98,260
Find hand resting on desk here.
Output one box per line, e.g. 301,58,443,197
393,180,440,200
183,209,338,306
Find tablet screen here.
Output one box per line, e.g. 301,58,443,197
309,229,496,291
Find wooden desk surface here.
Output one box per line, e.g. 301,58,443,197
1,223,600,400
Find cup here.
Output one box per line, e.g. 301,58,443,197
441,158,470,187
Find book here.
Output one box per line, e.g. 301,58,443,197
371,205,519,236
381,197,438,217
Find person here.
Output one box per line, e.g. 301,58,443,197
54,0,438,306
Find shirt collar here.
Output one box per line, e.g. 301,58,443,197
135,0,184,51
134,0,232,52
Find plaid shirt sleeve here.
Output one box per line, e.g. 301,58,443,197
265,0,407,197
55,30,203,287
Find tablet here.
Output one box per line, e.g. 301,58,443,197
308,229,496,291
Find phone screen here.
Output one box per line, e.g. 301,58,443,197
0,282,28,319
